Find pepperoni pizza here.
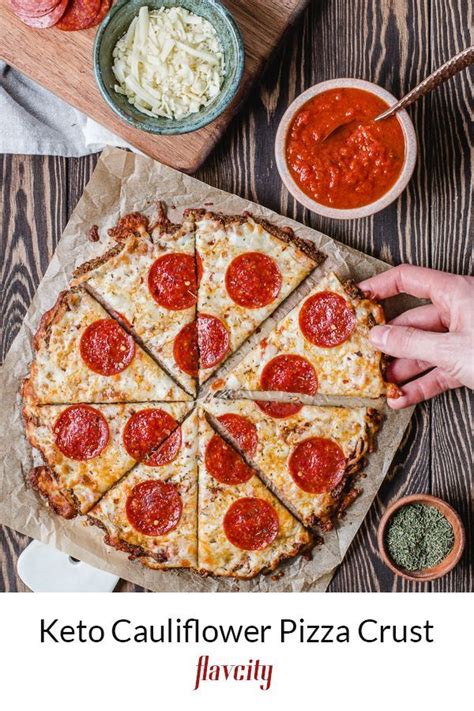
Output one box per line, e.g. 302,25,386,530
22,205,394,580
204,399,382,530
88,411,198,570
24,401,191,515
197,409,311,578
190,210,324,382
223,272,401,401
72,210,198,395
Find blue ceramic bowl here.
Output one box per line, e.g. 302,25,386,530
93,0,244,135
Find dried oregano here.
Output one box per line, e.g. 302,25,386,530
385,503,454,571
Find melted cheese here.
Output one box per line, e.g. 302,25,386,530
205,399,376,527
73,222,196,396
24,402,191,514
113,6,225,120
29,290,191,404
224,272,388,397
88,411,198,568
197,409,310,578
196,214,316,382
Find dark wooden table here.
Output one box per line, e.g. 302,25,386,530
1,0,471,592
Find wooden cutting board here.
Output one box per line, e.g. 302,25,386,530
0,1,309,172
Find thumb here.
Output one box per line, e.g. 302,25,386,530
369,325,450,367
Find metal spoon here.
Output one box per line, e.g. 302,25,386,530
321,46,474,142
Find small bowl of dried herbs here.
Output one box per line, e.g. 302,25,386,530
378,494,465,582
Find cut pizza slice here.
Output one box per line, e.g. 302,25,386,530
72,210,198,396
197,409,311,578
23,288,191,405
221,272,400,400
88,409,198,570
191,210,324,383
25,401,192,515
204,398,382,530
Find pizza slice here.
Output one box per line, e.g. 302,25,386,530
221,272,400,400
88,409,198,570
197,409,311,578
72,209,197,396
190,210,324,383
25,401,192,516
204,398,382,530
23,288,191,405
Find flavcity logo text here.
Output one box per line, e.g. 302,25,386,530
193,656,273,691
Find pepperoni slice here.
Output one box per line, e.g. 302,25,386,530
256,401,303,419
80,319,135,376
54,405,109,461
10,0,61,15
217,414,258,458
56,0,101,30
223,497,280,550
148,253,197,311
257,354,318,418
289,437,346,494
123,409,181,466
126,480,182,536
299,291,356,348
225,252,282,308
173,321,198,377
11,0,68,27
205,435,254,485
198,314,230,369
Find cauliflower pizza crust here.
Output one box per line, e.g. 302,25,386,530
24,402,191,515
88,410,198,570
72,212,197,396
197,409,311,578
204,399,382,529
21,205,396,581
22,288,191,405
190,210,324,382
222,272,400,399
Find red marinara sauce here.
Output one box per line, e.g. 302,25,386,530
286,88,406,209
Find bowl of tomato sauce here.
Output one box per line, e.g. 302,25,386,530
275,79,417,219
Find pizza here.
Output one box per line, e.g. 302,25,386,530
72,208,197,396
88,410,198,570
204,399,382,529
22,287,191,405
197,409,311,578
24,402,191,515
221,272,400,400
190,210,324,382
22,205,395,581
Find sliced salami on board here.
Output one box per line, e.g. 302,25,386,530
11,0,69,28
55,0,101,31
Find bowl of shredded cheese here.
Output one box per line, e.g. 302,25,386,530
94,0,244,135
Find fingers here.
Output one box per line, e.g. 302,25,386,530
387,368,460,409
387,357,433,384
389,304,447,332
359,264,457,301
370,324,451,367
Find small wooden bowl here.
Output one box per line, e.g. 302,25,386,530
377,494,465,582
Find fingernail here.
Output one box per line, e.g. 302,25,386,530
369,325,390,348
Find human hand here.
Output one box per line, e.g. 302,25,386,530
359,265,474,409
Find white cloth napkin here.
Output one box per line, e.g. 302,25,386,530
0,62,132,156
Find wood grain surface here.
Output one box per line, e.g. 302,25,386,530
0,0,309,172
1,0,472,592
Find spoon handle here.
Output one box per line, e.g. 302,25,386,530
375,46,474,121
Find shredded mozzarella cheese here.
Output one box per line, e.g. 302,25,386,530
112,6,225,120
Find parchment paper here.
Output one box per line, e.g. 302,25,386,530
0,146,415,592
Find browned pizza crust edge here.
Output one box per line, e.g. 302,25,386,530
186,208,326,267
343,279,402,399
28,466,78,520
